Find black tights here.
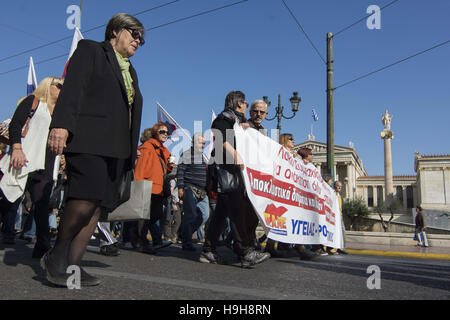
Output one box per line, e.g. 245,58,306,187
49,199,101,273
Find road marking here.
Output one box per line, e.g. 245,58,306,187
83,267,319,300
347,249,450,261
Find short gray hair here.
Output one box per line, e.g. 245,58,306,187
105,13,145,41
250,100,267,111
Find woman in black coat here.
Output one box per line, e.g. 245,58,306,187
43,13,145,287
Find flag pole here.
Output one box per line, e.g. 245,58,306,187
157,102,192,143
78,0,84,29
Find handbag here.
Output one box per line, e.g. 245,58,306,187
216,165,240,193
0,96,39,144
106,180,152,221
156,150,171,198
0,119,11,144
420,231,429,247
117,169,134,207
190,185,207,201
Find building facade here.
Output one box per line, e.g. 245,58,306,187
294,138,448,213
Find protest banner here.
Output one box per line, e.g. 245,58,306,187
235,125,343,248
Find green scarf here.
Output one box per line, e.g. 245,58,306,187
114,50,134,106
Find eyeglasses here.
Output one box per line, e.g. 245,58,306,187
288,137,294,141
53,83,63,90
125,28,145,46
159,130,169,135
251,110,266,115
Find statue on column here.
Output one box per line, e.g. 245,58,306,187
381,109,394,208
381,109,394,139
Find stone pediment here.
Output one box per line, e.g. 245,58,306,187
294,140,353,154
295,140,367,177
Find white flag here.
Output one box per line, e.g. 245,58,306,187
27,57,37,95
205,110,217,160
63,27,84,78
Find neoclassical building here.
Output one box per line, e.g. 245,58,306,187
294,136,449,214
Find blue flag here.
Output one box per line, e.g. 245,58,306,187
312,108,319,121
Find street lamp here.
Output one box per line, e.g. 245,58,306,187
262,91,301,131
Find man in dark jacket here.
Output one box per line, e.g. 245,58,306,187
177,133,209,251
200,91,270,268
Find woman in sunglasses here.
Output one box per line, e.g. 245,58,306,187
43,13,145,287
0,77,63,258
134,123,174,254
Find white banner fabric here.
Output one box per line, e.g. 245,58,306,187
235,125,343,248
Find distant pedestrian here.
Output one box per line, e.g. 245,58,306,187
415,206,428,247
333,180,348,254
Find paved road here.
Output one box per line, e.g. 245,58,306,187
1,239,449,303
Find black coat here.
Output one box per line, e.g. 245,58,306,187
50,39,143,170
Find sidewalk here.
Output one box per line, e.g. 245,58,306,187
345,242,450,261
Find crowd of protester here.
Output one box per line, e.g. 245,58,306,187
0,13,347,288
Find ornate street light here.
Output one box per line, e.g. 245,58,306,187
263,91,301,131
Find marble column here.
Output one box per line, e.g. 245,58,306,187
402,186,407,210
381,109,394,206
346,162,353,199
373,185,378,207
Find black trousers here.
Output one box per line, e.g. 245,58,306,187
27,177,53,251
139,194,164,246
0,176,52,249
204,182,252,257
243,196,260,247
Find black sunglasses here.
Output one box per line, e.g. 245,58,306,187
159,130,169,135
125,28,145,46
53,83,63,90
251,110,266,115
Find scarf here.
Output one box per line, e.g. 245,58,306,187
223,107,247,124
114,50,134,106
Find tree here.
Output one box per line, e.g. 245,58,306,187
374,199,402,232
342,197,369,230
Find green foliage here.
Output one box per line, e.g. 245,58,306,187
342,197,369,219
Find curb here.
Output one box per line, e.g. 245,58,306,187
346,249,450,261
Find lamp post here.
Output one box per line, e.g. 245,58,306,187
262,91,301,132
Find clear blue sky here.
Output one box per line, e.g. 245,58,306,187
1,0,449,176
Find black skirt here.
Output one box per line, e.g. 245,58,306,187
64,153,126,211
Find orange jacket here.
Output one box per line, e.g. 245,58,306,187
134,138,171,195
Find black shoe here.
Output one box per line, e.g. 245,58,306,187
140,245,157,255
40,252,70,287
153,240,172,251
264,247,284,258
182,244,197,252
241,250,271,268
299,248,318,260
18,233,33,243
99,244,120,256
80,268,101,286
